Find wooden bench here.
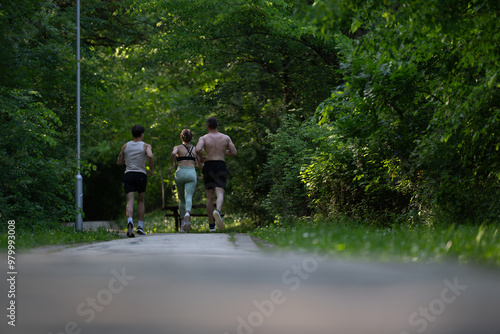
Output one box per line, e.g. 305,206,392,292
163,204,223,231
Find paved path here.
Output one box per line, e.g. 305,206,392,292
2,233,500,334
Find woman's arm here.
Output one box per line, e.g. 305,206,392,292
169,146,178,173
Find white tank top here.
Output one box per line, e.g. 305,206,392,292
124,141,147,174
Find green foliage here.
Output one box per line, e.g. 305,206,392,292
89,0,340,221
301,0,500,224
0,89,75,223
0,0,127,225
259,115,321,218
2,0,498,229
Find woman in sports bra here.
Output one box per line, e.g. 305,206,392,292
169,129,203,232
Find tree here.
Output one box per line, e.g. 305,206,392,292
302,0,500,224
0,0,79,223
87,0,342,220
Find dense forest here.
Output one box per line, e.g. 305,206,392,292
1,0,498,227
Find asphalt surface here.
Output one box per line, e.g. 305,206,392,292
2,233,500,334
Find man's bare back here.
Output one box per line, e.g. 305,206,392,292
196,131,237,162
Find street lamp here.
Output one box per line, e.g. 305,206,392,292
75,0,83,231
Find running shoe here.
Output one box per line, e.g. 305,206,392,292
213,209,224,230
184,213,191,232
137,226,146,235
179,219,187,233
181,221,191,233
209,223,216,232
127,222,135,238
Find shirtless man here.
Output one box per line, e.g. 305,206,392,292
196,117,237,231
117,125,154,237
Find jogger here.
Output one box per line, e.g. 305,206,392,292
117,125,154,237
169,129,203,232
196,117,237,232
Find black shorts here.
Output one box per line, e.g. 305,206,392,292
203,161,228,190
124,172,148,193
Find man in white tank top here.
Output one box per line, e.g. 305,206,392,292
117,125,154,237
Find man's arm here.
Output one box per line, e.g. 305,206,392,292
117,143,127,165
226,136,237,157
195,136,205,163
145,144,154,176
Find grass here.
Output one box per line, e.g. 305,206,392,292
114,209,256,234
0,222,120,250
5,211,498,267
0,209,254,251
249,216,500,266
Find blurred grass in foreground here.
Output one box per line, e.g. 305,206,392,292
0,222,120,250
249,216,500,266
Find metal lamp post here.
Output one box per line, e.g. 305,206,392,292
75,0,83,231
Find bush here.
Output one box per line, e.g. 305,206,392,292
0,89,76,225
301,1,500,225
259,115,320,218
